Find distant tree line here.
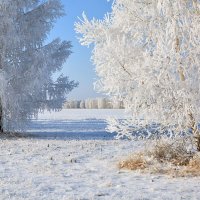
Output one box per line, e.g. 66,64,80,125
63,98,124,109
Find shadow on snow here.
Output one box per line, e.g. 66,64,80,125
26,119,116,140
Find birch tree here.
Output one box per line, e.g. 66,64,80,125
76,0,200,149
0,0,78,132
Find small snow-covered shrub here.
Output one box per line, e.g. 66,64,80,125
148,138,192,166
106,118,175,140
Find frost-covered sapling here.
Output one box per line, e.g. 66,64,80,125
76,0,200,150
0,0,78,132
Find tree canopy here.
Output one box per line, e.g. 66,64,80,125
0,0,78,131
76,0,200,141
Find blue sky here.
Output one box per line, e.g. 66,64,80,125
48,0,113,100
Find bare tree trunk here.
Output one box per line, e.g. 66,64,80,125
0,100,3,133
188,113,200,151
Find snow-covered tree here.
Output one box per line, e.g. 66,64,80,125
97,98,107,109
80,100,85,109
0,0,78,132
85,99,92,109
91,99,98,109
76,0,200,149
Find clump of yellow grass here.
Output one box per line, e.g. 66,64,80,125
119,138,200,177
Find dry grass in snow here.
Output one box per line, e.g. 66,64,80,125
119,138,200,177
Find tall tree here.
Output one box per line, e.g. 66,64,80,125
0,0,78,132
76,0,200,149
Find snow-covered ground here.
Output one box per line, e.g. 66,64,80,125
1,109,200,199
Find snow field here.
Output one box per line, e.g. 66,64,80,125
1,109,200,199
1,139,200,200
